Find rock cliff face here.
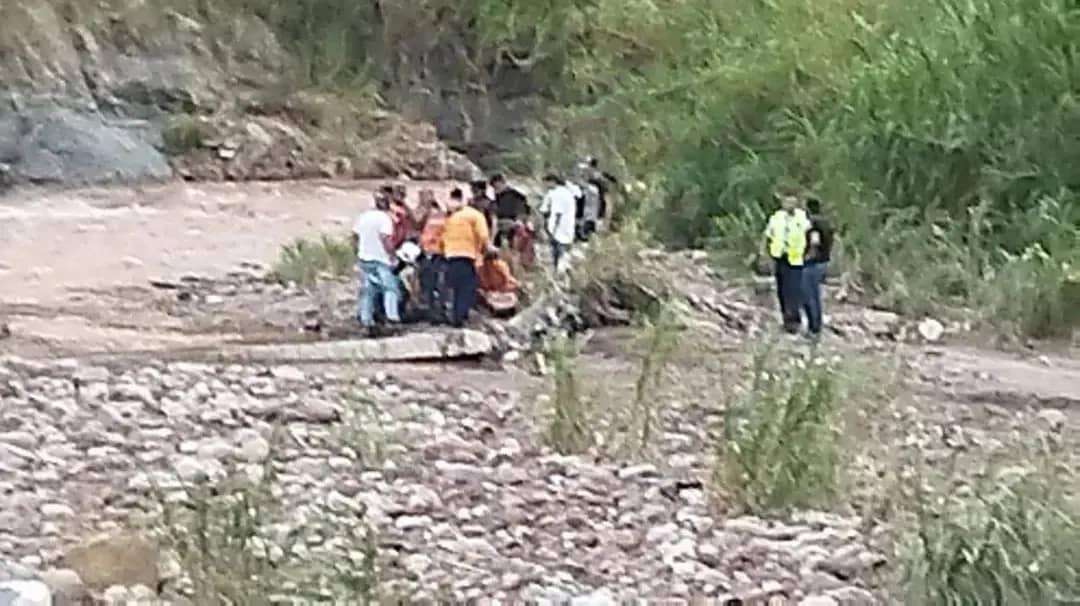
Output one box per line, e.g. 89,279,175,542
0,1,479,188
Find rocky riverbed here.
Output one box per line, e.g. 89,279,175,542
1,354,890,605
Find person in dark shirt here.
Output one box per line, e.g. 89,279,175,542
490,174,529,248
469,179,495,232
584,157,618,228
802,194,834,339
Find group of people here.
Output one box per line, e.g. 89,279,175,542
350,160,615,337
350,178,524,336
763,189,834,339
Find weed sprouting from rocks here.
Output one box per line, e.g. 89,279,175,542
903,452,1080,605
272,233,355,286
625,304,680,455
544,335,594,455
150,441,382,604
713,345,842,512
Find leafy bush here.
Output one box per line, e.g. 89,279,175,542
904,463,1080,605
714,346,842,512
162,113,209,154
272,234,354,286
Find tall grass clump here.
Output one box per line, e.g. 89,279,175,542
624,304,680,455
272,234,354,286
714,346,842,512
153,450,380,603
544,335,594,455
904,462,1080,605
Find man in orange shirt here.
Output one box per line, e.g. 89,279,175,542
441,187,493,327
416,190,447,321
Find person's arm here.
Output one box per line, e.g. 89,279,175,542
350,232,359,256
380,216,396,255
473,211,494,256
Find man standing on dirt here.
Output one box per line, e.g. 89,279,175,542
352,190,401,337
442,188,493,327
762,188,811,334
541,174,577,274
802,194,833,339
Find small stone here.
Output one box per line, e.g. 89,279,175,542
799,597,839,606
41,503,75,518
233,429,271,462
826,587,875,606
102,585,130,605
1037,408,1067,432
0,580,52,606
64,532,160,591
270,366,306,382
917,318,945,342
129,584,156,600
40,568,88,605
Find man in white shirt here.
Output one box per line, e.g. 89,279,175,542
541,174,577,273
351,191,401,335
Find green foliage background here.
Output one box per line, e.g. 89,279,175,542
132,0,1080,334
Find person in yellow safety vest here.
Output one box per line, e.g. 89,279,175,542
762,188,811,334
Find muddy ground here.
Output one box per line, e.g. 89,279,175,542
1,180,1078,604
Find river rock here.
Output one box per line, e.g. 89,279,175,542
39,568,87,606
63,532,159,592
0,580,52,606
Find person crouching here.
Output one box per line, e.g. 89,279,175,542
478,251,520,317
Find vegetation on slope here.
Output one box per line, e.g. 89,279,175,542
132,0,1078,335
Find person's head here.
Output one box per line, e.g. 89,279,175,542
392,184,407,203
447,187,465,211
418,188,435,205
543,173,561,189
490,173,507,193
470,180,488,198
805,194,822,215
774,187,800,212
373,190,390,211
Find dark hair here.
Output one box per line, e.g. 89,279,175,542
449,188,463,200
806,195,823,214
470,180,487,191
490,173,505,184
543,173,560,184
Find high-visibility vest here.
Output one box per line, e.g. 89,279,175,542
765,209,810,266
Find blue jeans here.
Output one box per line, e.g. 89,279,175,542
551,241,569,271
774,258,804,333
445,257,478,327
802,261,828,335
419,253,446,320
357,260,400,328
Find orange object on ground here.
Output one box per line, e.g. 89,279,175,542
478,258,518,293
478,257,520,315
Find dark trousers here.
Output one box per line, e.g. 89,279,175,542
445,257,478,327
774,258,804,333
419,253,446,320
802,261,828,335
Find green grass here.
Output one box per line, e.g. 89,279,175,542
544,335,594,455
623,304,680,456
713,345,843,513
162,113,210,154
272,234,354,286
904,461,1080,605
153,442,381,604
